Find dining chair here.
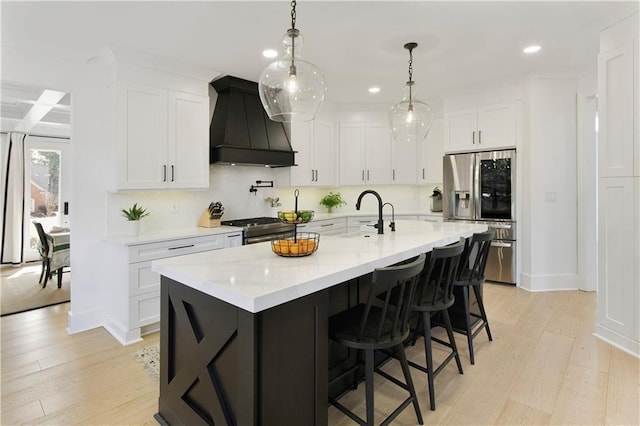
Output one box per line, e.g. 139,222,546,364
33,221,52,286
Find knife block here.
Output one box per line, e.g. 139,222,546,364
197,209,221,228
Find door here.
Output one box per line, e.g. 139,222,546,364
476,102,516,149
23,136,72,262
445,108,476,152
443,153,475,220
313,120,336,186
364,123,391,184
116,83,167,189
476,150,516,221
339,123,366,185
168,91,209,189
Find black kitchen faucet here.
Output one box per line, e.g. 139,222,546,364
355,190,384,234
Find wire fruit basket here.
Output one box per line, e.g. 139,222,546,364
271,232,320,257
277,209,315,224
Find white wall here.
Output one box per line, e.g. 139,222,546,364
521,75,579,291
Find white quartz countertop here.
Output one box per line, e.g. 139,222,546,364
106,225,242,246
152,220,486,313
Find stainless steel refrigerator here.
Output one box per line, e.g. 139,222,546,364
443,149,517,284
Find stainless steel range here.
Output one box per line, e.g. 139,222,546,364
221,217,295,245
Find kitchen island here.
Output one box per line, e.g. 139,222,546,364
151,220,486,426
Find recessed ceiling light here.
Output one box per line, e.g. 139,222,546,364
368,87,380,94
262,49,278,58
523,45,541,54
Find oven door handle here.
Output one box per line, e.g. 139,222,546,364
245,233,292,245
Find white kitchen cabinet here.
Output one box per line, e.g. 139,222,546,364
444,101,516,153
418,118,444,183
224,231,243,247
595,13,639,357
290,120,337,186
297,217,347,236
391,140,417,184
115,82,209,190
339,122,391,185
597,41,637,178
106,231,238,345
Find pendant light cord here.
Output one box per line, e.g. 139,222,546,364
407,45,414,109
289,0,297,76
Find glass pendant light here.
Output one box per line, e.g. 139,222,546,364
259,0,326,122
389,42,433,142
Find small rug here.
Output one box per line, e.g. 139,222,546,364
1,264,70,316
135,344,160,382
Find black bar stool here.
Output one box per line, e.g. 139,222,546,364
452,230,495,365
329,254,426,426
408,238,465,411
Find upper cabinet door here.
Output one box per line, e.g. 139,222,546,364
445,108,476,152
313,120,337,186
598,42,636,178
364,123,392,184
167,91,210,189
339,123,366,185
476,101,516,150
444,101,517,153
116,83,168,190
290,121,313,185
391,140,417,184
418,118,444,183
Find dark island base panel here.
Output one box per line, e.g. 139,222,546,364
155,277,329,426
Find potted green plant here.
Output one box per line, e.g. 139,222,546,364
319,192,346,213
121,203,150,236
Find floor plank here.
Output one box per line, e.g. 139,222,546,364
2,284,639,426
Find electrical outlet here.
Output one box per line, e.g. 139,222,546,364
170,201,180,213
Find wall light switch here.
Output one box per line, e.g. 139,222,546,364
170,201,180,213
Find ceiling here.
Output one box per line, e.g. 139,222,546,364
1,1,638,134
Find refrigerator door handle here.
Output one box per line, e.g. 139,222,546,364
473,154,481,220
491,241,512,248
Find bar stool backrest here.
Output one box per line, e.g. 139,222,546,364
457,230,495,284
357,253,426,345
414,238,465,311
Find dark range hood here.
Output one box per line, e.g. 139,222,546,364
209,76,295,167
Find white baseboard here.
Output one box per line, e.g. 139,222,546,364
519,273,579,292
103,317,143,346
66,307,105,335
594,324,640,359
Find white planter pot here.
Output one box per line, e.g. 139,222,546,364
127,220,140,236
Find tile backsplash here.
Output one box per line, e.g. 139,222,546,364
107,165,441,236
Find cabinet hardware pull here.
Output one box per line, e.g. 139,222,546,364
227,234,241,238
163,165,167,182
422,168,425,179
311,170,315,181
393,169,395,180
362,170,365,181
359,220,372,223
367,170,370,181
315,170,318,181
320,223,334,227
171,165,175,182
168,244,195,250
472,131,476,144
478,130,482,144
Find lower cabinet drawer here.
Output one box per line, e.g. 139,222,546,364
130,292,160,328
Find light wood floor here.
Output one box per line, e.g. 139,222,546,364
1,284,638,425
